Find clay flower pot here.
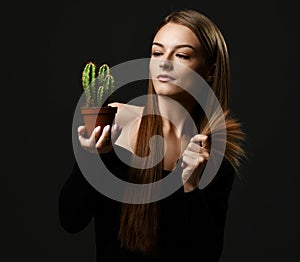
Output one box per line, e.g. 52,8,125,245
81,106,118,139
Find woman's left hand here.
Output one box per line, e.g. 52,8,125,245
181,134,210,192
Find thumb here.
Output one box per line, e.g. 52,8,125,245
111,124,122,143
78,125,87,137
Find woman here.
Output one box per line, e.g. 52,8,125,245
59,9,245,261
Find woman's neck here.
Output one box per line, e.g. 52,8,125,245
157,94,198,137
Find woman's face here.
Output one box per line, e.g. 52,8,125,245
150,22,210,98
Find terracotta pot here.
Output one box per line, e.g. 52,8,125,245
81,106,118,139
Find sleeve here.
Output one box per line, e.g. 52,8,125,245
181,158,235,260
58,145,130,234
58,160,98,234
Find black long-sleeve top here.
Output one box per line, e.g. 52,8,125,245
59,145,235,261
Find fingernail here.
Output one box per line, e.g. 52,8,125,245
104,125,110,132
95,126,101,132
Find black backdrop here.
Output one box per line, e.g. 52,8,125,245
11,0,299,261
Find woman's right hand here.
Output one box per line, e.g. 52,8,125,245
77,124,122,154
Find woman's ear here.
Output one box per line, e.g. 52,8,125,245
206,63,216,83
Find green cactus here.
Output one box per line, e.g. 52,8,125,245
82,62,94,106
104,74,114,99
98,64,110,79
97,85,104,106
81,62,115,108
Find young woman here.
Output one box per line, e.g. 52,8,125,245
59,9,245,261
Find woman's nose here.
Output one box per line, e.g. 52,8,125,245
159,59,173,71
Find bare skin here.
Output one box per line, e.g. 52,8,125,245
78,22,214,192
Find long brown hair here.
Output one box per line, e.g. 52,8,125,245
118,9,246,254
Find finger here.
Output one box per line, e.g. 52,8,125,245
181,154,198,171
181,155,202,175
191,134,209,148
78,125,91,146
201,135,210,149
181,150,209,169
95,125,111,149
79,126,101,148
184,142,210,158
181,161,187,169
183,149,201,159
183,146,210,158
88,126,102,143
78,126,87,137
186,141,201,153
78,126,100,150
111,124,122,143
181,152,195,168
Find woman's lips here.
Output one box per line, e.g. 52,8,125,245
157,74,176,82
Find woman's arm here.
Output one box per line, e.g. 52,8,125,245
181,158,235,260
58,160,98,234
58,142,131,234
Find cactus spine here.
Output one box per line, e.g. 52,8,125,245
82,62,115,108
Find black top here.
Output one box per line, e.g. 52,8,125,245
58,145,235,262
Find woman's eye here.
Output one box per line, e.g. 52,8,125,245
152,52,162,57
176,54,190,60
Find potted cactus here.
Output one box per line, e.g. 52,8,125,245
81,62,118,139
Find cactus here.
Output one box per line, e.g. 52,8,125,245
98,63,110,81
81,62,115,108
82,62,95,107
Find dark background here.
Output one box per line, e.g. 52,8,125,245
11,0,299,261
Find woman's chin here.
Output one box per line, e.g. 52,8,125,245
154,83,185,96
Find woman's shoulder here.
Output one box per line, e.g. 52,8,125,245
108,102,144,124
109,101,144,112
108,102,144,152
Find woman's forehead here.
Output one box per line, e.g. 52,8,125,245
153,23,200,49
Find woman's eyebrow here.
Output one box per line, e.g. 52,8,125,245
152,42,196,51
